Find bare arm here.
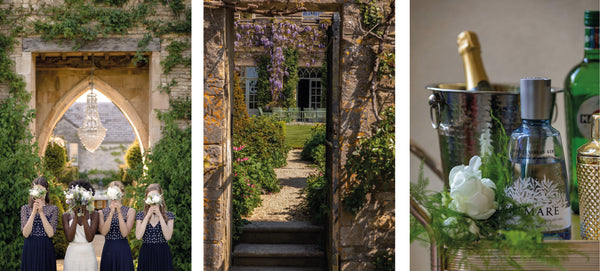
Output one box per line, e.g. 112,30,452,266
117,207,136,238
98,208,114,236
83,210,98,242
38,202,56,238
21,205,35,238
135,211,151,240
159,214,174,241
62,212,77,242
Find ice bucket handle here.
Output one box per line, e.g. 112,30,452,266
428,93,442,129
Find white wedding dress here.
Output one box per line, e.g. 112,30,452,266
63,218,98,271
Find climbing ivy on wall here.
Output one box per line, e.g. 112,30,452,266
282,48,299,108
0,9,42,269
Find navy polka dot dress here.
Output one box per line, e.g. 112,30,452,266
20,204,58,271
100,206,134,271
136,211,175,271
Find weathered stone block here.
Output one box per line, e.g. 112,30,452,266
340,225,365,246
341,261,370,271
204,144,223,166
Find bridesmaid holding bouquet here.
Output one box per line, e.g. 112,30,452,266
99,181,135,270
135,183,175,271
20,177,58,271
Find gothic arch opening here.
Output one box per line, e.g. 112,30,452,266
38,75,147,156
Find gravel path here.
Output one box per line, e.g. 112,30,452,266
245,149,317,222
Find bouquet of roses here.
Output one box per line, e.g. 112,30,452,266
145,194,162,205
64,185,95,215
29,186,46,199
106,186,123,201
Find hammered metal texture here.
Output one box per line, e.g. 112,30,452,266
578,162,600,240
430,85,521,184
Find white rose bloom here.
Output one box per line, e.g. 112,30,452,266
145,197,154,205
65,193,74,200
107,187,122,200
448,156,497,220
153,194,162,204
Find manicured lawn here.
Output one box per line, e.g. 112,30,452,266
286,124,317,149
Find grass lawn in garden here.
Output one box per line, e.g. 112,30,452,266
286,124,317,149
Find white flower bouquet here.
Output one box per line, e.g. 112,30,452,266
411,117,569,270
145,194,162,205
64,185,95,214
106,186,123,201
29,186,46,199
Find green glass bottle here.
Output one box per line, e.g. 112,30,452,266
564,10,600,214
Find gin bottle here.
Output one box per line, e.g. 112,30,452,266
564,10,600,214
507,78,571,240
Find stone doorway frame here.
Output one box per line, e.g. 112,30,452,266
205,4,342,270
20,37,166,156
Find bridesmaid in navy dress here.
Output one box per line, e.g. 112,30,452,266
98,181,135,270
20,177,58,271
135,183,175,271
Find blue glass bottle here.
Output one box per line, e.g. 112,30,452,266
506,78,571,240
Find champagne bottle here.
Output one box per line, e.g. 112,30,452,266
564,10,600,214
577,113,600,240
457,31,492,91
507,78,571,240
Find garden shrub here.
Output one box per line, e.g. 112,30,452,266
301,124,326,165
243,155,279,193
121,140,142,186
373,248,395,271
128,116,191,270
44,138,68,182
343,106,395,215
302,171,328,226
48,179,68,259
0,29,43,269
231,147,263,242
233,70,249,136
234,116,290,168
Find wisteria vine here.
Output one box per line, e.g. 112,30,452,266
235,18,329,104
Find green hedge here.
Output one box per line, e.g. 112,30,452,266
301,124,326,169
129,118,191,270
0,31,42,269
44,139,67,182
234,116,290,168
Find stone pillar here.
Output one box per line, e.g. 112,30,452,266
148,51,168,150
204,6,233,271
16,51,36,135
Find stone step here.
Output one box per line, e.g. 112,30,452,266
232,244,325,267
239,221,323,244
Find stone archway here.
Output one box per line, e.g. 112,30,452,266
38,75,148,155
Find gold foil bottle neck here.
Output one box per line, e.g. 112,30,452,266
457,31,481,55
577,113,600,161
457,31,491,91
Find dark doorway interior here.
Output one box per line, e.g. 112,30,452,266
297,79,310,109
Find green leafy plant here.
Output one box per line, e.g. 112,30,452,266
301,124,326,167
282,48,299,108
255,54,273,110
410,114,571,270
162,39,191,75
343,106,395,215
373,248,395,271
44,139,68,181
234,116,290,168
233,70,249,135
302,171,328,226
357,0,385,36
0,26,43,269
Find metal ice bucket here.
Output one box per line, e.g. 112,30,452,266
427,83,559,187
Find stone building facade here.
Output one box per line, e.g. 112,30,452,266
0,0,190,157
204,1,395,270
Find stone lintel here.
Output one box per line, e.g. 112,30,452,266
22,37,161,52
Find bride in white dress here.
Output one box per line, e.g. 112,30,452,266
62,181,100,271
